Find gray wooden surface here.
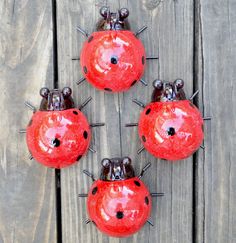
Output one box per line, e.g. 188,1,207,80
0,0,235,242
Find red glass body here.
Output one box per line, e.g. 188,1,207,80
26,109,91,168
138,100,204,161
80,30,146,92
87,177,152,237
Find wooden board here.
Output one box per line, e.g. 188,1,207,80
195,0,236,242
0,0,57,242
57,0,194,242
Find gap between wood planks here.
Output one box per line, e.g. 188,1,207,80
52,0,62,243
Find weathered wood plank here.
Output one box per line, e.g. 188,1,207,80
119,0,194,242
57,0,122,242
195,0,236,242
58,0,194,242
0,0,57,242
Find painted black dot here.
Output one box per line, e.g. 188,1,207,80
92,221,97,226
145,196,149,205
77,155,82,161
92,187,98,195
52,138,60,147
110,56,118,64
142,135,146,142
83,131,88,139
134,180,141,187
73,110,78,115
28,119,33,127
131,80,137,86
83,66,88,74
88,36,93,43
116,211,124,219
167,127,175,136
104,88,112,92
145,108,151,115
142,56,145,65
161,158,167,161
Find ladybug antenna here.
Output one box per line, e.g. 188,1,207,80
139,78,148,86
78,193,88,198
83,169,96,181
135,25,147,36
84,219,91,224
137,146,145,154
203,116,211,120
71,57,80,61
132,99,146,108
76,77,86,85
138,162,151,178
146,56,159,60
146,220,154,227
24,101,36,113
88,147,96,153
76,26,89,38
28,152,33,160
189,89,199,101
79,96,92,110
200,145,205,149
151,192,165,197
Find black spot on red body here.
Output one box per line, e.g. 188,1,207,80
88,36,93,43
110,56,118,64
77,155,82,161
83,131,88,139
145,108,151,115
116,211,124,219
134,180,141,187
73,110,78,115
104,88,112,92
92,187,98,195
145,196,149,205
142,135,146,142
52,138,60,147
167,127,175,136
83,66,88,74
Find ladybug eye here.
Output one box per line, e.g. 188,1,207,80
40,87,50,98
174,79,184,90
100,6,110,18
122,157,131,165
119,8,129,19
153,79,163,89
62,87,72,97
101,158,111,168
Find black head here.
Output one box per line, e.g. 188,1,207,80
151,79,186,102
100,157,135,181
97,6,130,31
39,87,75,111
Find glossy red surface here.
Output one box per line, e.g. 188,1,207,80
87,177,152,237
80,30,146,92
26,109,91,168
138,100,204,161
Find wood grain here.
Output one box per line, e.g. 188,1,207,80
57,0,194,242
195,0,236,242
0,0,57,242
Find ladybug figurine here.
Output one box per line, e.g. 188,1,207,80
79,157,164,238
20,87,104,168
74,6,158,92
126,79,211,161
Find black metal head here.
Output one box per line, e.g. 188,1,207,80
96,6,130,31
39,87,75,111
100,157,135,181
151,79,186,102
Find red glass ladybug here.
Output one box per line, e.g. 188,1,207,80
76,7,153,92
79,157,164,238
127,79,206,161
21,87,103,168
